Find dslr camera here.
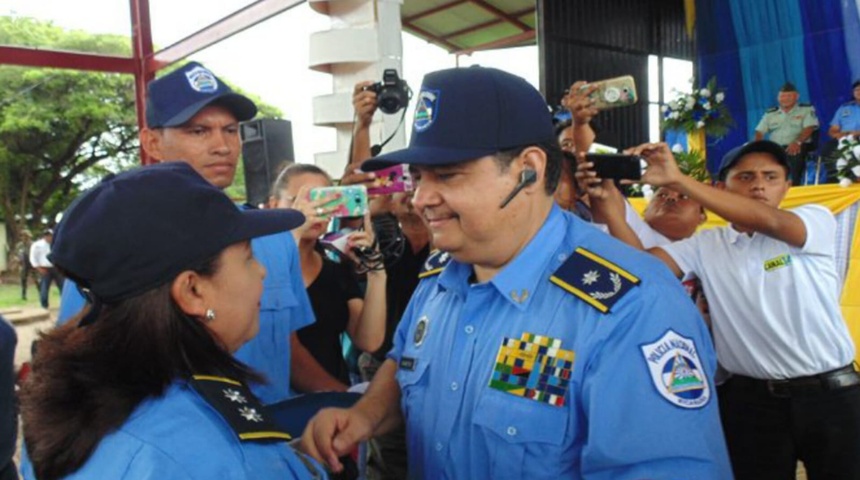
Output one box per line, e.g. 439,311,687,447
363,69,411,114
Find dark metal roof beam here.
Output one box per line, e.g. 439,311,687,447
441,7,534,40
402,21,463,52
150,0,304,70
404,0,469,23
0,46,135,73
455,30,535,55
469,0,531,31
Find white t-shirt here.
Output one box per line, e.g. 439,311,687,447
29,238,52,268
661,204,855,379
591,202,672,248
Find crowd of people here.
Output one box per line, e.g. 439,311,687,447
3,58,859,480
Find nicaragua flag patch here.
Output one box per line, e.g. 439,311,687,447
640,330,710,409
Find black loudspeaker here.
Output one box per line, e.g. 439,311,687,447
241,118,295,207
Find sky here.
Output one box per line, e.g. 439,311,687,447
2,0,540,166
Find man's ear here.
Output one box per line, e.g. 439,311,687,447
140,128,165,162
517,146,548,193
170,270,207,319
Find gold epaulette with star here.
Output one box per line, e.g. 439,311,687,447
549,247,640,313
418,250,452,279
190,375,291,443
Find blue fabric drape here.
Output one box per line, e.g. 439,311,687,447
728,0,810,137
843,0,860,82
696,0,746,174
800,0,852,140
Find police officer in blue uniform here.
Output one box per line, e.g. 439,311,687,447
56,62,319,405
300,66,731,479
20,163,325,479
828,79,860,140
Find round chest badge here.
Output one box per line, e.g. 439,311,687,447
413,316,429,347
603,86,621,103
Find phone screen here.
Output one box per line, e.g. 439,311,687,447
586,154,644,180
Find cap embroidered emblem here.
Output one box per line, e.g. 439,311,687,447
238,406,263,422
414,89,439,132
223,388,246,404
185,65,219,93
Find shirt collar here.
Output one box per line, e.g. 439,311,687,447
438,204,567,310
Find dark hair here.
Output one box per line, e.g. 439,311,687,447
494,142,563,195
270,163,332,201
21,254,262,480
554,119,573,137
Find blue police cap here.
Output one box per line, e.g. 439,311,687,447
717,140,790,181
50,163,303,304
145,62,257,128
363,66,554,170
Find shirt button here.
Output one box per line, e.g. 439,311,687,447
506,426,517,436
435,442,443,451
464,325,474,335
558,253,567,262
451,382,458,391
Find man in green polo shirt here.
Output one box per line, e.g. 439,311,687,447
754,82,819,184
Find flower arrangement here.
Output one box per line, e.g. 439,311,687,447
835,134,860,187
661,76,734,138
671,144,711,183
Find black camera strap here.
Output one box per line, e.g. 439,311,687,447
370,105,410,157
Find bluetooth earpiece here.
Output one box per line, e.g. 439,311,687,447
499,169,538,209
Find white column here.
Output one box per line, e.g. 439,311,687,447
309,0,406,175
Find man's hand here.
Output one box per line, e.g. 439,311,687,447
353,81,378,129
286,185,338,241
300,407,376,473
786,141,802,156
575,157,619,201
562,81,599,126
626,142,684,188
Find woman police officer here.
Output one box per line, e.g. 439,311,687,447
19,162,326,479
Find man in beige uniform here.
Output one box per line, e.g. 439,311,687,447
754,82,818,185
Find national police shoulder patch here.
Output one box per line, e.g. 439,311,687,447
419,249,451,278
550,247,640,313
640,330,710,409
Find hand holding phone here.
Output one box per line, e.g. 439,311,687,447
585,154,644,180
308,185,368,218
365,164,413,195
580,76,638,110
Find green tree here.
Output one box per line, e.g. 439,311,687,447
0,17,283,262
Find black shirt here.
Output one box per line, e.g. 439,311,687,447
298,256,362,385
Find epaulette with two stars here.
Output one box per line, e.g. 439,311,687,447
190,375,292,443
766,106,779,113
418,249,452,279
549,247,641,313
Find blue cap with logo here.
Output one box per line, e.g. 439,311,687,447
363,66,554,170
717,140,789,181
50,162,303,306
145,62,258,128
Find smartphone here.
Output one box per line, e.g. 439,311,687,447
580,75,638,110
308,185,368,218
320,228,355,256
586,154,644,180
366,163,413,195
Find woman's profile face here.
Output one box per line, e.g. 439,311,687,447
197,241,266,352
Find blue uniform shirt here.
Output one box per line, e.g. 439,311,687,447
20,379,326,479
830,101,860,132
388,205,731,479
56,228,315,406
